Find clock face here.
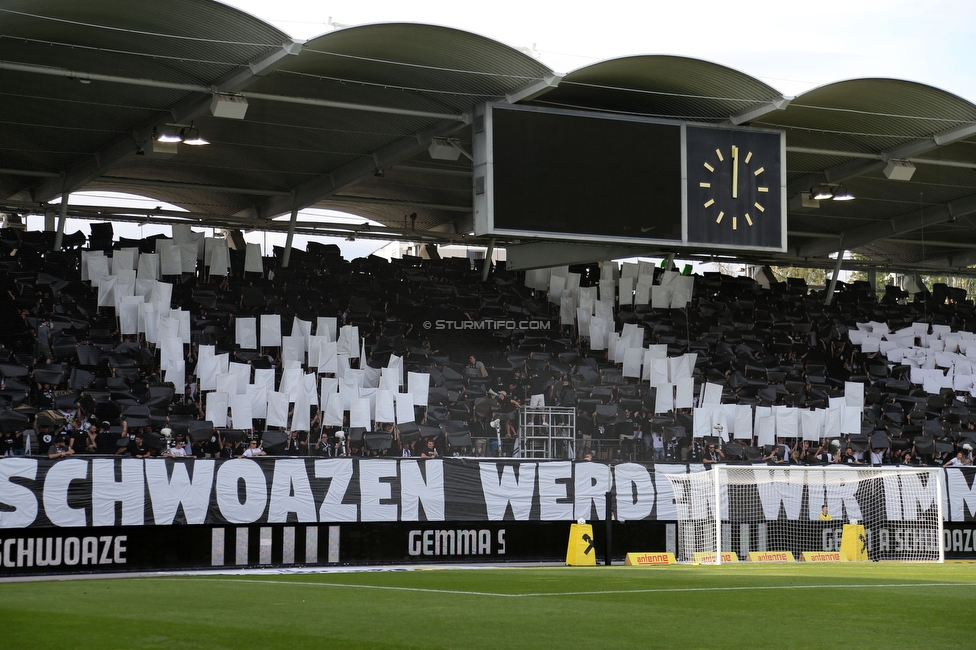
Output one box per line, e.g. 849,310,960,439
685,126,784,250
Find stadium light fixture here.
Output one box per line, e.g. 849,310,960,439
154,127,182,143
811,185,855,201
832,185,855,201
812,185,834,200
180,127,209,146
154,124,210,146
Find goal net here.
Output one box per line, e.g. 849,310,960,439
665,466,944,563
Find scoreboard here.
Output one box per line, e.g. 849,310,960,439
471,102,786,253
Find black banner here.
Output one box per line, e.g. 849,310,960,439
2,520,974,577
3,459,976,530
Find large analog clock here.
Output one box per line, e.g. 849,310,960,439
685,125,785,250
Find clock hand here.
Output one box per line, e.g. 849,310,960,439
731,145,739,200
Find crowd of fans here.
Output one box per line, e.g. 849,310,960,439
1,226,976,467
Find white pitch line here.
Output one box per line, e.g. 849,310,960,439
184,578,511,597
514,582,976,597
176,578,976,599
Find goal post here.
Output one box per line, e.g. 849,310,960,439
665,465,944,564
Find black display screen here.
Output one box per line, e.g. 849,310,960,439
489,107,682,241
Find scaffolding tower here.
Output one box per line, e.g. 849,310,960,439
518,406,577,459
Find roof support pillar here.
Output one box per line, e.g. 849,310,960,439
912,273,927,297
662,253,676,273
281,195,298,268
825,250,845,306
53,192,68,251
481,238,495,282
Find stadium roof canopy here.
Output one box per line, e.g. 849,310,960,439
3,0,976,273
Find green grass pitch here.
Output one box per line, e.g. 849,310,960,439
3,563,974,649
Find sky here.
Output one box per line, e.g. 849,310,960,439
37,1,976,261
224,0,976,103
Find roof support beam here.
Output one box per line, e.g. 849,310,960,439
785,147,976,171
0,198,481,243
229,39,303,83
506,242,654,271
392,164,471,177
0,41,304,92
787,121,976,196
796,192,976,257
915,248,976,269
0,60,208,93
98,176,291,197
325,195,471,212
730,95,792,125
0,59,465,124
241,71,558,226
505,73,564,104
0,168,61,179
427,214,474,235
243,120,468,221
4,41,303,203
